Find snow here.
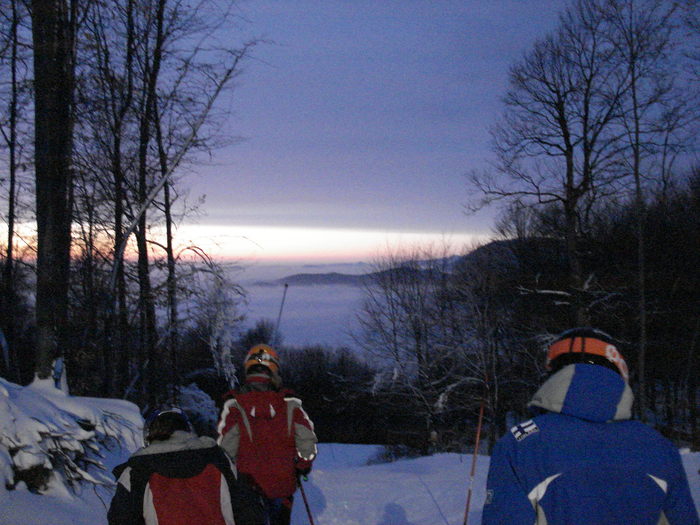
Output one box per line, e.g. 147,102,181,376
293,448,489,525
0,377,141,525
295,446,700,525
177,382,221,434
1,380,699,525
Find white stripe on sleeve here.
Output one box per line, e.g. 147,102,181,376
220,473,236,525
143,483,159,525
527,473,562,508
116,466,132,492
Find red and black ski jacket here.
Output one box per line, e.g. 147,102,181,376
107,431,265,525
217,387,317,500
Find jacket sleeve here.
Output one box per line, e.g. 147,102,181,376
287,397,318,469
216,449,266,525
217,398,242,459
662,448,700,524
481,437,536,525
107,467,144,525
229,483,266,525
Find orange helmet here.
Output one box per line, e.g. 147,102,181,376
243,344,281,376
546,327,628,382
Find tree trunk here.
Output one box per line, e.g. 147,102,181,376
105,0,135,396
564,187,587,325
112,147,129,395
136,0,167,404
2,0,20,382
157,126,179,393
31,0,76,380
136,94,157,401
689,316,699,448
631,64,648,421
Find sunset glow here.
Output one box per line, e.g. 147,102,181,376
170,224,490,264
12,221,488,264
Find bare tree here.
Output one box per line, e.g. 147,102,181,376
69,0,253,399
448,242,543,451
78,0,137,395
357,246,475,449
600,0,684,420
679,0,700,85
470,0,630,324
132,0,165,404
0,0,32,381
177,253,245,393
357,242,546,452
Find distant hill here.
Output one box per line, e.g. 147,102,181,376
252,239,565,287
255,264,452,288
255,272,369,287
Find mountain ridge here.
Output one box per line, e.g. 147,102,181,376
251,238,564,287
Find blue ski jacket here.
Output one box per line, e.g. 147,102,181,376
482,363,699,524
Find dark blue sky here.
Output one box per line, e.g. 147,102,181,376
184,1,562,261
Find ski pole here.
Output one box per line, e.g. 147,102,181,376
298,477,316,525
273,283,288,346
462,398,485,525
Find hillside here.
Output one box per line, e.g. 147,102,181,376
256,271,369,287
253,239,564,288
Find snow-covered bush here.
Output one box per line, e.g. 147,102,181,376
0,377,141,495
177,382,219,437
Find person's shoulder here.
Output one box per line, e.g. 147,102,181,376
220,390,246,411
112,458,132,479
222,389,240,401
281,387,299,398
202,442,235,464
497,412,571,450
616,419,680,451
115,449,159,481
282,389,308,407
491,416,544,453
223,389,255,406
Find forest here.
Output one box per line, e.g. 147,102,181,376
0,0,699,456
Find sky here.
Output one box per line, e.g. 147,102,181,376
181,1,563,263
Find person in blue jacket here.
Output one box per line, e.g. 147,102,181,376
482,327,699,524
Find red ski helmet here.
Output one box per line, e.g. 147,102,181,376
546,327,629,382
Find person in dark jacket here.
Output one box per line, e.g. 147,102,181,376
218,344,318,525
482,327,699,524
108,407,265,525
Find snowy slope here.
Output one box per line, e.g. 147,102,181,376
293,445,700,525
5,444,697,524
1,382,699,525
292,445,489,525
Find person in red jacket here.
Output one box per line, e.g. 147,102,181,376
108,407,265,525
217,344,318,525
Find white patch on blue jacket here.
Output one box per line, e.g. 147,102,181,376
510,419,540,442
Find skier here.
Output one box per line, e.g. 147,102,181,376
482,327,699,524
108,407,265,525
217,344,318,525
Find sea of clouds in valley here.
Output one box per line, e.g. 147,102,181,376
232,262,371,350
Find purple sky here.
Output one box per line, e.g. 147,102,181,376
183,1,562,262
